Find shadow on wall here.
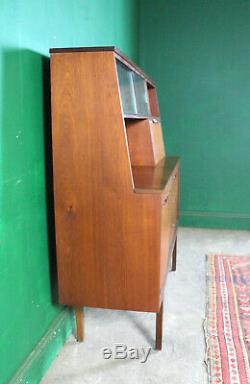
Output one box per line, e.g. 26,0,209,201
43,52,58,304
1,48,58,306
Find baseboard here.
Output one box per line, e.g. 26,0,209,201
9,308,74,384
180,210,250,230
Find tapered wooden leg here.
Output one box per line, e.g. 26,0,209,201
155,302,163,350
171,237,177,271
75,307,84,342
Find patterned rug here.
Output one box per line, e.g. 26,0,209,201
206,254,250,384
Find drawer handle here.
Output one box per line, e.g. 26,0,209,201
152,118,158,124
163,196,168,205
173,173,177,180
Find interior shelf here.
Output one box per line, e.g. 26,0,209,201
132,156,179,194
124,114,160,120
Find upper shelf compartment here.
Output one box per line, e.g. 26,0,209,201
116,60,150,117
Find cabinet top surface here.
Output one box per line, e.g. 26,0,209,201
49,46,154,86
50,45,119,54
132,156,179,194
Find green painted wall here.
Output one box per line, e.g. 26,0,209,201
0,1,139,383
140,0,250,229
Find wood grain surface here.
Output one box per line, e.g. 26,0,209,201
50,49,179,316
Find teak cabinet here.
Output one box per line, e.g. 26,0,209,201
50,46,179,350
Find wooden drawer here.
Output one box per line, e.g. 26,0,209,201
160,167,179,287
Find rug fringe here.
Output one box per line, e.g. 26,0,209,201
204,254,212,384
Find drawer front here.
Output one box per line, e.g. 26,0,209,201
160,168,179,287
160,193,172,287
169,169,179,237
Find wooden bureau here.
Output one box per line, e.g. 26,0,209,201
49,46,179,350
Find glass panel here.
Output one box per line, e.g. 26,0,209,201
116,61,137,115
133,73,150,115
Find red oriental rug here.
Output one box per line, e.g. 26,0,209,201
206,255,250,384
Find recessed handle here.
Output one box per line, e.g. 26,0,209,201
163,196,168,205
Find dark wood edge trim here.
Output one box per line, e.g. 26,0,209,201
49,46,116,53
124,114,160,120
49,45,155,87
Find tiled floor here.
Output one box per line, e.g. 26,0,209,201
42,227,250,384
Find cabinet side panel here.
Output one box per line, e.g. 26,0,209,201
50,52,160,311
50,52,130,306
